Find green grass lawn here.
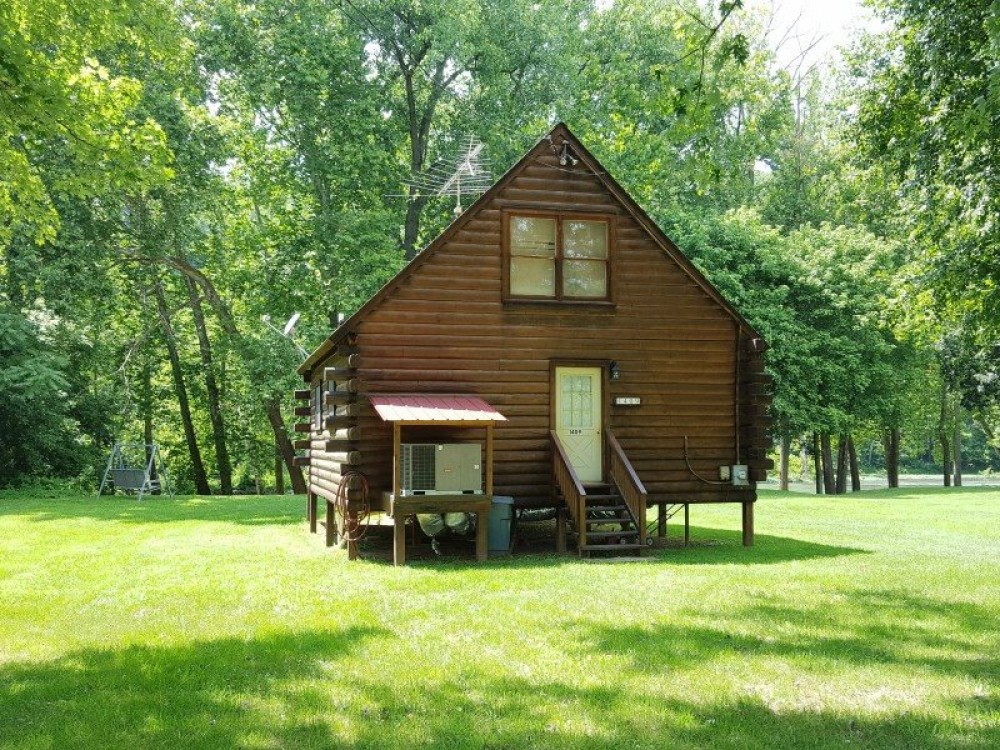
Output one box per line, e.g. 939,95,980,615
0,488,997,749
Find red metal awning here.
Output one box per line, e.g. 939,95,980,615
369,394,507,423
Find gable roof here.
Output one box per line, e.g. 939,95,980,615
299,123,762,378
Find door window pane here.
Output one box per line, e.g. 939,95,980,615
563,259,607,298
561,375,593,427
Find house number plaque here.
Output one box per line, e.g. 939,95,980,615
614,397,641,406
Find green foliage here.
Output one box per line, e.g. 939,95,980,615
665,208,916,440
564,0,792,217
3,0,990,488
854,0,1000,332
0,305,109,484
0,0,177,246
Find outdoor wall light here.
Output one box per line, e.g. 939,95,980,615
609,361,621,381
559,142,579,166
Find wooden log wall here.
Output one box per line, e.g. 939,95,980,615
739,333,775,483
306,146,769,507
296,345,380,512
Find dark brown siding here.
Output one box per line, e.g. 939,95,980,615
308,149,767,507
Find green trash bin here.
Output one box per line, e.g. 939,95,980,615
488,495,515,555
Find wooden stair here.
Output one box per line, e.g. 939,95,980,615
570,483,644,556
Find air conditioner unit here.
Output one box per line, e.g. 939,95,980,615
400,443,482,495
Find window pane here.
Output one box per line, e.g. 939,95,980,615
510,216,556,257
564,220,607,259
511,257,556,296
563,259,607,298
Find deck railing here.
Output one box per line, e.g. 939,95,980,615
551,430,587,549
607,429,647,547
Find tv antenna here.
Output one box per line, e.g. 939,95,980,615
402,136,493,216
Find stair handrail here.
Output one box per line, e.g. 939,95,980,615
550,430,587,549
607,429,648,547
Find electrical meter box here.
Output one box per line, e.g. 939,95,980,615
731,464,750,487
400,443,482,495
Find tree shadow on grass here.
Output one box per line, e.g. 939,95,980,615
0,494,305,526
344,674,995,750
647,525,869,566
0,627,386,750
573,588,998,725
1,624,993,750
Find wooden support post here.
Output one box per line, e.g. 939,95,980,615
307,491,317,534
476,510,488,562
485,425,494,495
684,503,690,546
742,500,754,547
325,499,335,548
556,507,567,553
393,513,406,567
392,423,401,498
657,503,666,538
482,424,495,563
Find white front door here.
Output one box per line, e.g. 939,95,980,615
555,366,603,483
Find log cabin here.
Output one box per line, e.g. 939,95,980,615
294,123,772,564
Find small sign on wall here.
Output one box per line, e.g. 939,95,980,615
614,396,641,406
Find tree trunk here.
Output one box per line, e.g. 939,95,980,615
883,428,900,489
941,434,952,486
835,433,848,494
813,432,822,495
402,194,430,260
779,434,790,491
274,441,285,495
799,439,809,482
185,276,233,495
953,403,963,487
821,433,835,494
153,256,305,494
939,385,952,486
266,397,306,494
154,281,211,495
848,435,861,492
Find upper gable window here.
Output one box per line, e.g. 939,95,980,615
506,213,611,301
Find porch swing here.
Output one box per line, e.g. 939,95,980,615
97,442,173,501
